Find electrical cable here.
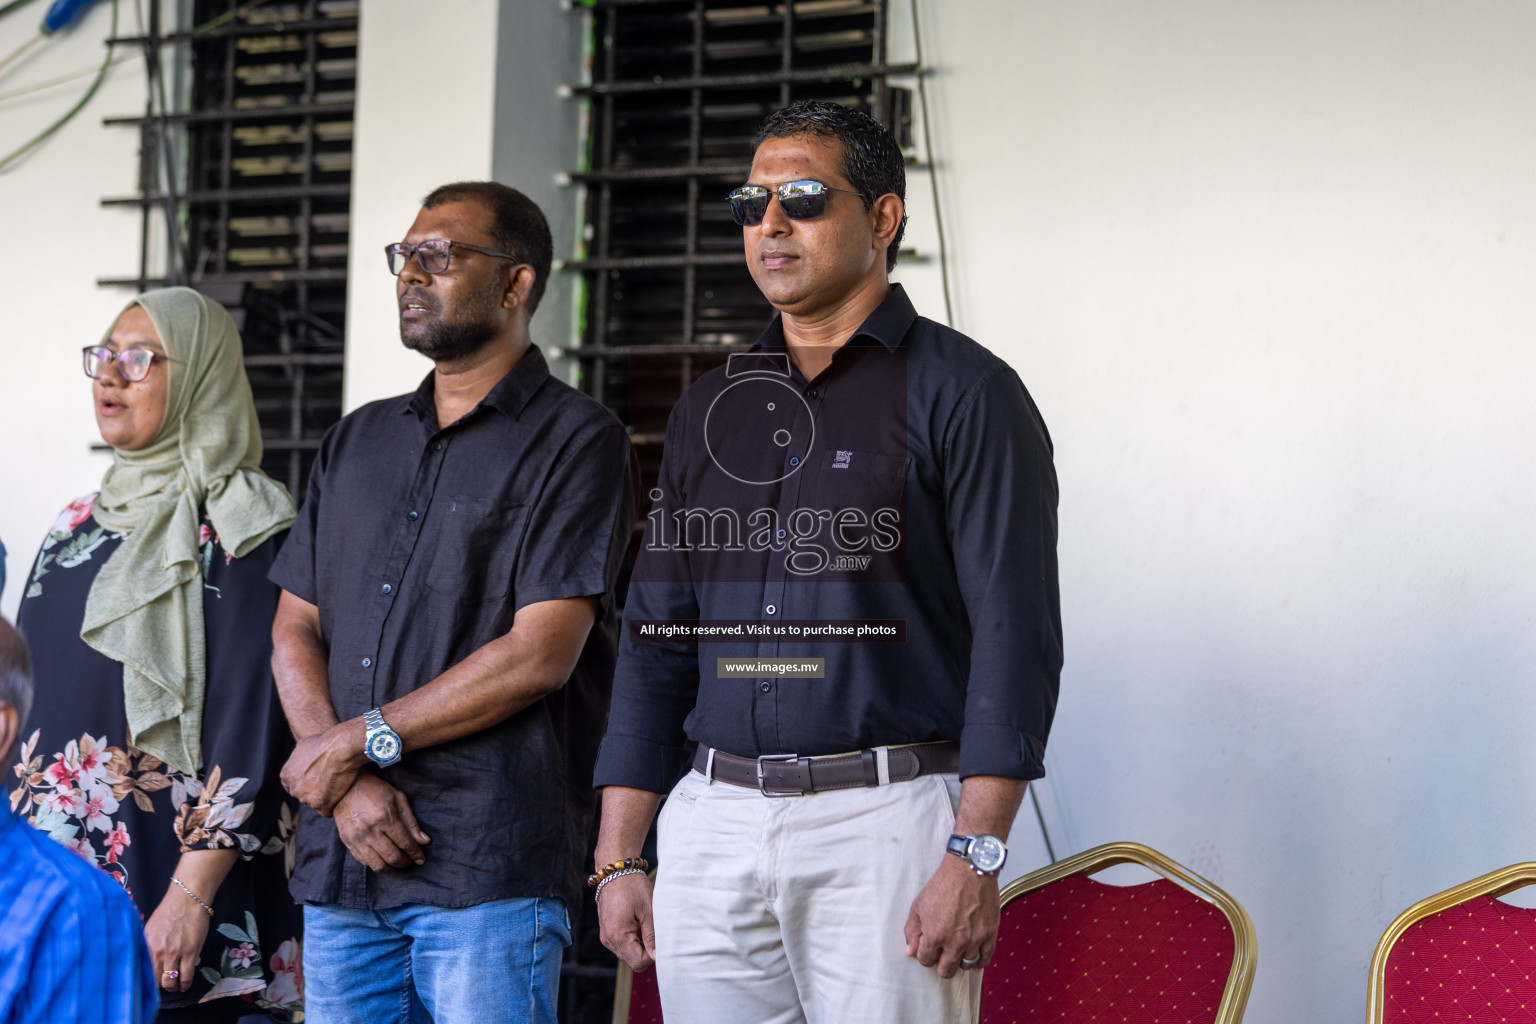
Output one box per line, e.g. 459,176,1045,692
0,0,271,185
0,0,114,172
133,0,185,282
909,0,954,326
0,48,131,102
0,33,42,75
0,0,267,103
1029,785,1058,863
0,0,43,22
0,0,96,74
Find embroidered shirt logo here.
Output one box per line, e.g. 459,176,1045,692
832,450,853,470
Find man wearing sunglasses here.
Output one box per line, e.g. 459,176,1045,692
269,181,632,1024
594,101,1062,1022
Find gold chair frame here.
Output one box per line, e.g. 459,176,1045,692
611,962,641,1024
986,841,1258,1024
610,868,660,1024
1365,861,1536,1024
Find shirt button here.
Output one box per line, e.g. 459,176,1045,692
789,456,799,467
808,389,817,398
776,528,786,539
766,604,777,615
361,657,372,668
381,584,393,595
432,441,443,452
407,510,419,521
760,682,771,693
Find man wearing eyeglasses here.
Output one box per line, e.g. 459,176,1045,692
594,101,1062,1022
268,181,632,1024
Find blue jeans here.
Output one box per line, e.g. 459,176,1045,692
302,897,570,1024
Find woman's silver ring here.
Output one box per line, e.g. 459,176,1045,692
961,955,981,967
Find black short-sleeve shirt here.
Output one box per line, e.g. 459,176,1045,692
270,345,632,911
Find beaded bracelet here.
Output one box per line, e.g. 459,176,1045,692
587,856,649,888
169,876,214,917
594,867,647,904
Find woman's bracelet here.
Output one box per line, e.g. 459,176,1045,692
169,876,214,917
594,867,648,904
587,856,649,888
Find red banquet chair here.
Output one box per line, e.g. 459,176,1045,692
611,958,662,1024
978,841,1257,1024
1367,862,1536,1023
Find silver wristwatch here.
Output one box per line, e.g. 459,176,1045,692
363,707,402,768
946,833,1008,876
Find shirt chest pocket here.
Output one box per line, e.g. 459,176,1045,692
423,495,527,600
814,449,909,517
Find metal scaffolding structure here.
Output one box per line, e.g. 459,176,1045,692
100,0,358,498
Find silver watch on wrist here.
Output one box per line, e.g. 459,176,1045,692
946,833,1008,876
363,707,402,768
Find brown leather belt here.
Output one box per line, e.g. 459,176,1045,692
691,741,960,796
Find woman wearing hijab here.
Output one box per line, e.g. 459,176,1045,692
11,288,304,1022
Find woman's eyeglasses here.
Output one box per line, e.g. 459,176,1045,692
384,239,520,276
82,346,166,383
727,180,868,226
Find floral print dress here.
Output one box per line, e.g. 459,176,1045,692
11,494,304,1020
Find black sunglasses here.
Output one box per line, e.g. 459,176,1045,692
727,180,868,226
384,238,520,276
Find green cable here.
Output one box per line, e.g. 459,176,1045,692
0,0,116,172
0,0,269,106
0,48,133,103
0,0,42,23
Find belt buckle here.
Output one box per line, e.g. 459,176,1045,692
756,753,806,797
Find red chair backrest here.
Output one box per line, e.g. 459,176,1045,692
981,872,1236,1024
624,965,664,1024
1382,893,1536,1022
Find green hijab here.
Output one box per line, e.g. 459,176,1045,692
81,287,296,777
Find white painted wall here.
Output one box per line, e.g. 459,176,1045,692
343,0,586,409
341,0,501,409
905,2,1536,1020
0,2,151,621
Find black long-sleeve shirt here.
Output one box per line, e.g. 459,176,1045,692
593,285,1061,793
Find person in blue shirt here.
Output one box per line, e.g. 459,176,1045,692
0,615,159,1024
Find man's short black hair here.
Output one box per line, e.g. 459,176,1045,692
752,100,907,272
421,181,554,315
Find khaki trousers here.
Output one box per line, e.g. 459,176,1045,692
652,764,978,1024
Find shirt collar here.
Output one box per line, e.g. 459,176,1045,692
750,283,918,354
403,344,551,424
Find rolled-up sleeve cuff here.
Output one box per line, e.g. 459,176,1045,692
515,576,609,613
268,560,316,606
593,733,694,793
957,723,1047,781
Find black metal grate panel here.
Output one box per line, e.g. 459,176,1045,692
101,0,359,498
566,0,911,491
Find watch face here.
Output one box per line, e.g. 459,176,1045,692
368,731,400,763
971,834,1007,873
